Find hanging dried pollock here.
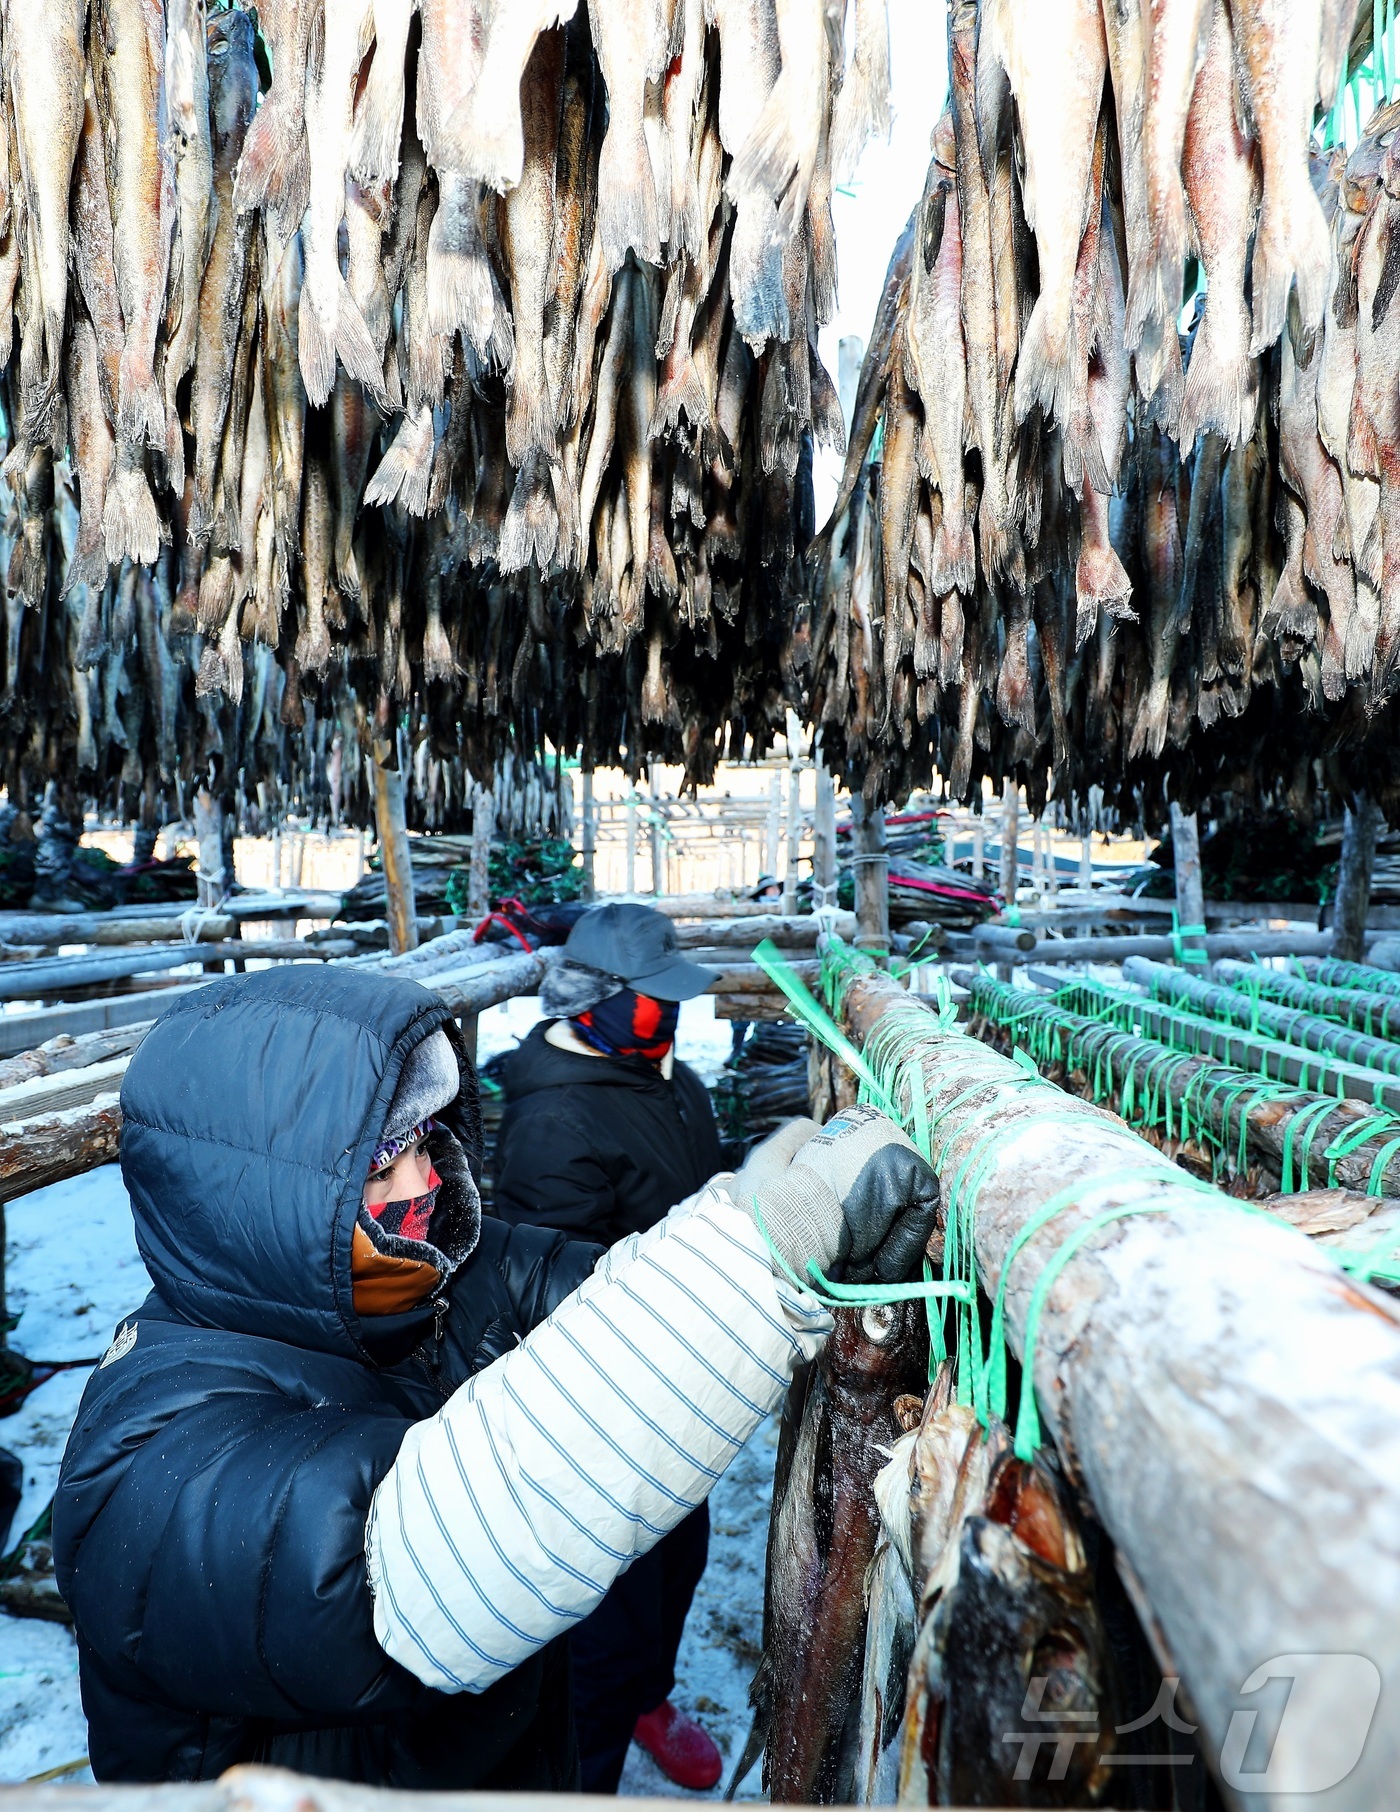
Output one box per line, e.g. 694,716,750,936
806,0,1400,832
0,0,887,833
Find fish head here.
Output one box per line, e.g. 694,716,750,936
1344,99,1400,208
822,1300,930,1407
207,7,259,151
938,1514,1113,1805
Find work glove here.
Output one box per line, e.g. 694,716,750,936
725,1104,940,1287
731,1116,821,1192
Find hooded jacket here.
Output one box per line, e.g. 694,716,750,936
492,1022,724,1243
53,966,599,1787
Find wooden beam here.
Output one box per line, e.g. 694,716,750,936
672,912,856,950
0,939,351,1001
0,1093,123,1205
0,1055,133,1122
0,1023,149,1092
978,927,1348,967
838,964,1400,1798
0,912,238,947
371,742,418,957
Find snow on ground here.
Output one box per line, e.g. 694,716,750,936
0,1022,774,1792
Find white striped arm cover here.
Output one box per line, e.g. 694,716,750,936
364,1186,830,1692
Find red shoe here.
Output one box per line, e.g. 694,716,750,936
633,1699,724,1791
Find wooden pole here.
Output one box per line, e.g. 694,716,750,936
849,795,889,958
839,967,1400,1802
1335,795,1382,964
972,816,985,880
193,787,225,907
813,767,837,899
649,763,663,897
968,973,1400,1195
999,781,1018,903
626,793,637,895
581,770,596,902
371,740,418,957
765,769,781,882
467,786,495,921
1169,804,1206,965
783,759,802,915
1080,829,1094,888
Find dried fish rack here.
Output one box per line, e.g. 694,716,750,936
965,971,1400,1204
821,945,1400,1801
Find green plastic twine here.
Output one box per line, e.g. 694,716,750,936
751,938,893,1110
1170,910,1209,965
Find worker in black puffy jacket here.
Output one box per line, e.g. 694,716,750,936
54,967,601,1788
54,961,941,1792
492,903,726,1792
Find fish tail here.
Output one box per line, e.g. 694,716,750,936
597,118,661,274
650,360,709,443
67,532,110,599
1013,292,1074,431
1250,185,1331,355
194,641,229,700
832,0,892,180
729,197,790,347
102,460,162,566
364,409,435,517
995,633,1035,733
939,589,965,687
299,277,388,411
235,105,310,233
730,81,803,227
646,520,679,600
505,357,558,468
1179,292,1260,450
426,210,513,367
423,614,457,683
1129,675,1170,761
349,64,406,188
293,615,332,676
444,87,526,196
1262,560,1318,644
1074,537,1134,648
499,456,560,574
1346,602,1377,679
930,518,976,596
197,556,234,635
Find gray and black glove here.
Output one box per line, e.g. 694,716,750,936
725,1104,940,1286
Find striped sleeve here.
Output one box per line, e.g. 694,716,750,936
364,1187,830,1692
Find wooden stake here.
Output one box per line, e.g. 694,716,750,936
649,763,664,897
850,795,889,957
783,760,802,915
999,780,1019,902
1169,804,1206,963
371,740,418,957
581,771,596,902
467,787,495,921
814,767,837,898
1335,795,1381,964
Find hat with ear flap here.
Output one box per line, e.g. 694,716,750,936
379,1027,460,1148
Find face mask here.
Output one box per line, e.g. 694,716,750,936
365,1166,442,1244
573,988,680,1062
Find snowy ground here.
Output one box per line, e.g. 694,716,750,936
0,989,771,1791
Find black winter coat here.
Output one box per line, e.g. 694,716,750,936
53,967,600,1788
492,1022,724,1244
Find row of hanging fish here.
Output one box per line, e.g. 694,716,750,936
0,0,888,812
807,3,1400,827
733,1299,1152,1806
